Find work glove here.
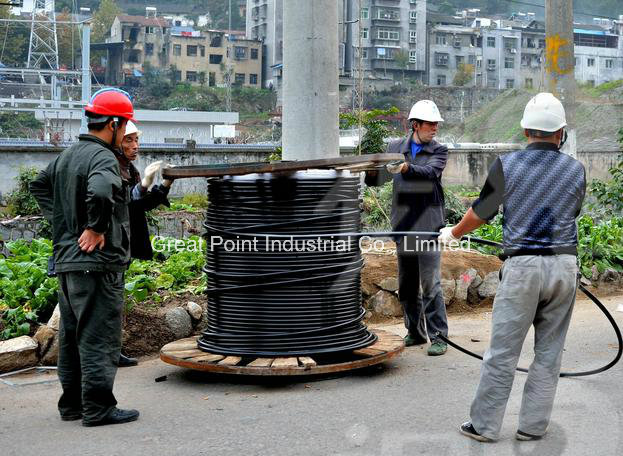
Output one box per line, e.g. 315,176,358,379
162,163,176,188
141,160,163,188
386,160,407,174
438,226,460,245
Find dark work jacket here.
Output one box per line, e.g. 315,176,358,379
30,135,130,272
122,161,170,260
366,135,448,233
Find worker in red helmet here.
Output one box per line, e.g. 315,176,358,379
30,87,140,427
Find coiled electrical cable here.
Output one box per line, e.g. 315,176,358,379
198,171,377,357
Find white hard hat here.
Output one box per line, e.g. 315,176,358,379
124,120,142,137
520,92,567,132
408,100,444,122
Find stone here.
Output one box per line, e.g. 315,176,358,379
186,301,203,321
47,304,61,331
440,279,456,306
33,325,56,357
467,275,483,305
454,268,478,303
580,276,592,287
361,279,378,298
0,336,39,373
165,307,193,339
370,290,402,318
41,333,59,366
591,265,600,282
601,269,619,283
478,271,500,299
378,277,399,293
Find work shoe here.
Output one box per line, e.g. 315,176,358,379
82,408,140,427
118,353,138,367
459,422,492,442
404,334,426,347
60,412,82,421
516,430,545,441
427,340,448,356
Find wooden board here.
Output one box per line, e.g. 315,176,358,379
159,329,404,377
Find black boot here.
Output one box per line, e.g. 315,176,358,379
118,353,138,367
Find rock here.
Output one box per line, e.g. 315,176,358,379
378,277,399,293
478,271,500,299
165,307,193,339
370,290,402,318
580,276,592,287
454,268,478,303
467,275,483,305
601,269,619,283
363,310,373,320
440,279,456,306
47,304,61,331
41,333,59,366
0,336,39,373
185,301,203,321
33,325,56,357
196,308,209,332
361,279,378,298
591,265,600,282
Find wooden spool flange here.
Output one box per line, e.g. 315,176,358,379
160,329,404,376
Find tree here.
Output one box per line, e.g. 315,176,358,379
0,6,29,66
453,63,474,87
340,107,400,155
393,49,409,83
92,0,122,43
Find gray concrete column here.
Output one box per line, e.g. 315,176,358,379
282,0,339,160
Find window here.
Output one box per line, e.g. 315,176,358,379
409,30,417,43
209,54,223,64
173,70,181,82
376,47,387,58
361,7,369,19
409,50,417,63
487,59,496,70
187,45,198,57
360,28,368,39
525,78,533,88
209,72,216,87
506,79,514,89
251,48,259,59
186,71,197,82
455,55,464,67
356,47,368,59
376,9,399,21
538,39,546,48
487,37,496,47
377,28,399,40
435,52,449,66
574,57,579,66
173,44,181,56
250,74,258,85
235,46,248,59
587,58,595,67
468,54,475,65
410,11,417,23
476,57,482,68
210,35,222,47
235,73,245,85
436,33,447,45
146,26,155,34
145,43,154,55
605,59,613,69
504,57,514,69
199,45,205,57
437,74,446,86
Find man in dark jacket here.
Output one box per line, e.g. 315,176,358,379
366,100,449,356
30,88,140,427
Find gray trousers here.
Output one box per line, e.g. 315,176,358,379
57,271,125,423
470,254,578,440
397,240,448,343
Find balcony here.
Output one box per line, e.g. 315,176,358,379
372,9,400,22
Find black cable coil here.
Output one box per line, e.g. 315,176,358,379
198,171,377,357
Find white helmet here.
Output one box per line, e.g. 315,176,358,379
408,100,444,122
520,92,567,132
124,120,142,137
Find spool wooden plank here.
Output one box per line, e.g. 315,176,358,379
298,357,317,368
271,357,299,368
163,341,199,351
193,354,225,363
218,356,242,366
163,349,203,359
352,347,386,357
247,358,275,368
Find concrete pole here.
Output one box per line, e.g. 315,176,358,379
80,21,91,135
282,0,339,160
545,0,576,158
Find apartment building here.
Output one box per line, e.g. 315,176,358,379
246,0,283,89
574,20,623,86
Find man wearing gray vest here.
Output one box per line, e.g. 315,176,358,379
438,93,586,442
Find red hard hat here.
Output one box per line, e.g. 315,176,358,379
84,88,135,121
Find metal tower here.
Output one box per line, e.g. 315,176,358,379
28,0,59,69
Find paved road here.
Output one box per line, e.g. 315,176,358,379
1,295,622,456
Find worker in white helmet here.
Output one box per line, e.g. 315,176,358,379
115,120,175,367
439,93,586,442
366,99,450,356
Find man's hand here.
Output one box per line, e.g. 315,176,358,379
438,226,460,244
141,160,163,189
78,229,105,253
386,161,409,174
162,163,175,188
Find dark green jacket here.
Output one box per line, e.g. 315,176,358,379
30,135,131,272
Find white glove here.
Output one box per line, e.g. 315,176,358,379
386,160,407,174
438,226,460,244
141,160,163,188
162,163,175,188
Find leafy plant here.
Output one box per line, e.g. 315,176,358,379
340,107,400,155
362,182,392,231
6,167,42,217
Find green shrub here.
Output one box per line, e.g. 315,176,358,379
6,167,41,217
